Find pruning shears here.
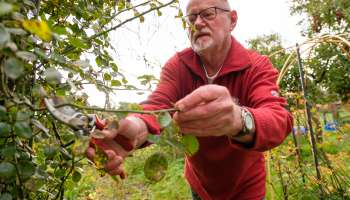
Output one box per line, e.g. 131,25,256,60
44,97,127,179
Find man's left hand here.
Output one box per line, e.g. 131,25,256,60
173,85,242,137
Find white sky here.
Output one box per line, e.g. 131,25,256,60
85,0,304,107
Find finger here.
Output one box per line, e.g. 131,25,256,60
175,85,227,112
105,151,123,171
108,166,126,177
117,119,139,140
174,99,232,123
86,147,95,161
115,134,134,152
178,111,228,130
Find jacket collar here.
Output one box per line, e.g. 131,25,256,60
177,36,252,81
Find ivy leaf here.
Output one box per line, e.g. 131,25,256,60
144,152,168,182
4,58,24,80
14,122,32,139
0,122,11,137
157,112,172,128
180,135,199,156
16,51,37,62
0,162,16,178
22,20,52,41
0,2,13,16
0,24,10,47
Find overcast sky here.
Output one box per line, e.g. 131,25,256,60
85,0,304,107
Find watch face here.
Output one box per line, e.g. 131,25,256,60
244,113,254,131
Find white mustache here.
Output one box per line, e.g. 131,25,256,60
192,28,211,40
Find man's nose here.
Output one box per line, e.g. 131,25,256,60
193,15,206,29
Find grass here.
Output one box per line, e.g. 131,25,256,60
64,108,350,200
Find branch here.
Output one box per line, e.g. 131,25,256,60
54,102,179,114
90,0,177,40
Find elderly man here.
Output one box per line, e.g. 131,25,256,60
87,0,293,199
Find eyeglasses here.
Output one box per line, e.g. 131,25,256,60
184,7,230,25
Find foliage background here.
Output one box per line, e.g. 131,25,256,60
0,0,349,200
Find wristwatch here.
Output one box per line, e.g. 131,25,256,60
234,107,255,138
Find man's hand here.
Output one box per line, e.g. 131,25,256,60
173,85,243,138
86,116,148,177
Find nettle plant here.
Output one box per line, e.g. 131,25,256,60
0,0,196,199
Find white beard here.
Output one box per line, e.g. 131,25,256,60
191,37,214,54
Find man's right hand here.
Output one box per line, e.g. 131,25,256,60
86,116,149,177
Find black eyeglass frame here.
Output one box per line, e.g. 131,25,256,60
184,6,231,25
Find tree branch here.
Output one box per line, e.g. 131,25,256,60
90,0,177,40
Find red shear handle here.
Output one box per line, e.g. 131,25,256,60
94,116,134,152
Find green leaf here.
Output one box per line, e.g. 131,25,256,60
23,0,36,8
44,67,62,84
180,135,199,156
0,24,10,47
0,122,11,137
1,144,16,159
34,48,48,59
0,162,16,178
6,28,27,35
16,111,31,121
157,112,172,128
0,193,12,200
111,80,121,86
18,161,36,179
44,146,58,159
0,106,7,120
72,170,82,182
52,26,67,35
25,177,45,192
4,58,24,80
144,153,168,182
0,2,13,16
69,37,89,49
16,51,37,62
103,73,111,81
14,122,32,139
147,134,161,144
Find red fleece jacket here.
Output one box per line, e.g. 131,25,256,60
134,37,293,200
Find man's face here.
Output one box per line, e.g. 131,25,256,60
186,0,233,54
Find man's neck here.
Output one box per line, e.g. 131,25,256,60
199,37,232,76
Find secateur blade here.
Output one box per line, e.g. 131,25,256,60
44,97,93,135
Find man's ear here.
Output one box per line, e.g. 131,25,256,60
230,10,238,30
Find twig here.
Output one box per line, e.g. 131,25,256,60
89,0,177,40
54,102,180,114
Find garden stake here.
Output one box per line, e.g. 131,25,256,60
296,43,324,199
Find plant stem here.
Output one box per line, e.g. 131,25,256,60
54,103,180,114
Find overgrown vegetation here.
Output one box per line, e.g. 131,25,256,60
0,0,349,200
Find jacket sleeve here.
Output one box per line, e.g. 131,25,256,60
230,54,293,152
131,56,182,135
